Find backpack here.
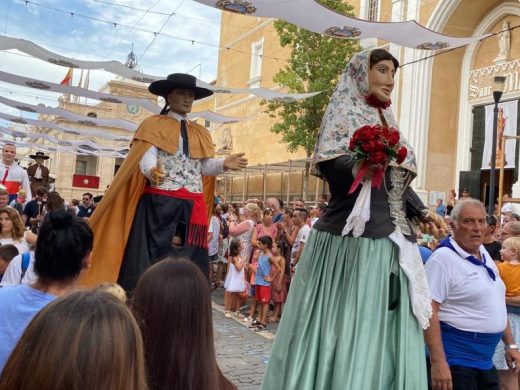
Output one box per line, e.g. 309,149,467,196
19,252,30,283
221,216,229,239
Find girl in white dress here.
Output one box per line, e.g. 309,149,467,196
224,239,246,318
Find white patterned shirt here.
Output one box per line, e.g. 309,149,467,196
139,112,224,193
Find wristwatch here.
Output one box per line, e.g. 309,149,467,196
505,344,518,350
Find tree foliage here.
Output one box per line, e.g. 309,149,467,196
266,0,360,158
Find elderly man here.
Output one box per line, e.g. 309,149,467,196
0,144,31,203
424,199,520,390
266,197,283,223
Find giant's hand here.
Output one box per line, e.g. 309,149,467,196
224,153,248,171
148,167,166,186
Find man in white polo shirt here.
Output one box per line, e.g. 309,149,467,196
424,199,520,390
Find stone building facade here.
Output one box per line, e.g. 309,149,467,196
194,0,520,206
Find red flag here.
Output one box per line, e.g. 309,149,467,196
60,68,73,86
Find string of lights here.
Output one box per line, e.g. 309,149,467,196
137,0,185,62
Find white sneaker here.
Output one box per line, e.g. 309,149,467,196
225,311,231,318
242,316,251,322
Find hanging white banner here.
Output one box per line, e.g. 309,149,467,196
0,35,321,101
0,73,247,124
0,125,127,154
194,0,489,50
482,100,518,170
0,111,132,141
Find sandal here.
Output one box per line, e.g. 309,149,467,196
254,323,267,332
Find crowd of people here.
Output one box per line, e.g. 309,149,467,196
0,209,237,390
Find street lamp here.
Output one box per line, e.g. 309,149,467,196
488,75,506,216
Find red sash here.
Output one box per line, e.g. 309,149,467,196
143,186,209,249
2,168,20,194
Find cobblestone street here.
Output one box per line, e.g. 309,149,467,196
213,294,275,389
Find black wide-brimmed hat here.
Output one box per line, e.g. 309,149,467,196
148,73,213,100
29,151,49,160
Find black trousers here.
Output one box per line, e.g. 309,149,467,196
427,358,499,390
118,193,209,292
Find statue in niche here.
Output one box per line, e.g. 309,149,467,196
219,128,233,152
495,21,510,63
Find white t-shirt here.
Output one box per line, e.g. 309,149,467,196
425,238,507,333
208,216,220,257
0,237,29,255
0,251,36,286
291,224,311,264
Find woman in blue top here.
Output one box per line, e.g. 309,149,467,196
0,210,93,371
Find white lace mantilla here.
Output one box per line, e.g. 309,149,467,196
154,148,203,193
387,166,432,329
387,167,412,236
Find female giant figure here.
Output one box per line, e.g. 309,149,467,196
261,49,432,389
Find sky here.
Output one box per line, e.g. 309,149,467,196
0,0,223,118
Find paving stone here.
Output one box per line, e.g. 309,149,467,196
213,297,274,389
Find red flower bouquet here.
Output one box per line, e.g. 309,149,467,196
348,124,407,194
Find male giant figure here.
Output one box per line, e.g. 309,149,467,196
424,198,520,390
81,73,247,290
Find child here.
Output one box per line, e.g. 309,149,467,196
0,245,19,282
223,239,246,318
95,282,127,303
251,236,281,332
268,241,286,322
244,249,259,323
493,237,520,388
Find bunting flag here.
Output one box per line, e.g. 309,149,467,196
60,67,73,86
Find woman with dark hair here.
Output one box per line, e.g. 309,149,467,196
0,209,93,371
261,49,435,389
46,191,65,212
132,257,235,390
0,290,147,390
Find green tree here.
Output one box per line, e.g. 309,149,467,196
265,0,360,200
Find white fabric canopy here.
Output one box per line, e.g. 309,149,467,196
0,69,160,112
0,125,127,153
0,111,132,141
0,126,127,157
0,96,138,132
0,35,322,101
195,0,489,49
0,70,250,124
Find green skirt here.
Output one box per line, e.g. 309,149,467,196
261,230,427,390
